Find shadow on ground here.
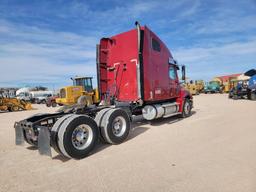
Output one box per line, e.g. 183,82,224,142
26,146,38,150
26,111,196,162
52,154,70,162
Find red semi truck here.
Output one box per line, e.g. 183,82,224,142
15,22,193,159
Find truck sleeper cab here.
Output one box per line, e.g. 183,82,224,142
98,22,192,120
14,22,193,159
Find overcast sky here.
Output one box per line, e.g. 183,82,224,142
0,0,256,89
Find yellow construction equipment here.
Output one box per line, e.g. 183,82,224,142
0,92,32,112
184,80,204,95
56,76,100,106
195,80,205,93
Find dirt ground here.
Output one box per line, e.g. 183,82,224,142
0,94,255,192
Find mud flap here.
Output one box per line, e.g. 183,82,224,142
38,126,52,157
14,122,24,145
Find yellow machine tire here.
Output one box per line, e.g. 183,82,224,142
11,105,19,112
77,95,93,106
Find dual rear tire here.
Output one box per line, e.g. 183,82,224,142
51,115,99,159
96,108,131,144
51,108,131,159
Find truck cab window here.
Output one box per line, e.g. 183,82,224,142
152,38,161,52
169,66,177,80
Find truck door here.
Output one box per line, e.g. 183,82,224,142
169,64,179,98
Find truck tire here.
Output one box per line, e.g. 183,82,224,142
46,102,51,107
251,92,256,100
180,98,192,118
51,102,57,107
94,108,112,142
94,108,112,127
56,115,99,159
100,108,131,144
50,114,74,154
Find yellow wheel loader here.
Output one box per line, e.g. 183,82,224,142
0,92,32,112
56,77,100,106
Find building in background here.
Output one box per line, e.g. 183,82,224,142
0,88,19,98
213,73,242,92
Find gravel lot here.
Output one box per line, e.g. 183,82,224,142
0,94,255,192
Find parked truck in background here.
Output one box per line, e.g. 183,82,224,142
14,22,193,159
230,69,256,100
16,89,53,104
30,91,53,104
245,69,256,100
16,91,31,102
204,81,223,94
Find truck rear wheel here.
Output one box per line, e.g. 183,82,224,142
251,92,256,100
53,115,99,159
100,108,131,144
95,108,112,127
95,108,112,142
181,98,192,118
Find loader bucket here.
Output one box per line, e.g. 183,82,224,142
24,103,32,110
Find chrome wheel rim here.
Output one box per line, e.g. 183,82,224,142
112,116,126,137
71,124,93,150
184,102,190,114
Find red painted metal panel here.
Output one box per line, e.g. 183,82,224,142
99,25,185,103
99,29,139,102
142,26,179,102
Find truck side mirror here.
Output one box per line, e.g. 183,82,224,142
182,66,186,81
